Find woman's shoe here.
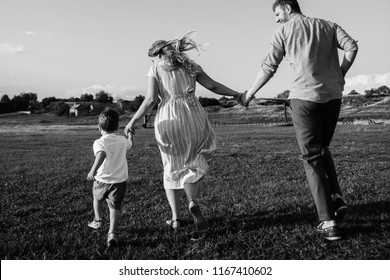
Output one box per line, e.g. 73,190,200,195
88,219,103,229
166,219,181,230
107,232,118,247
189,200,208,229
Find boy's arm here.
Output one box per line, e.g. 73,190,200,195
87,151,106,181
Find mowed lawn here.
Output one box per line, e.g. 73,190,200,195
0,123,389,260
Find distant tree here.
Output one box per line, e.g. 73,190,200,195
80,93,94,102
277,90,290,99
0,94,12,114
133,95,145,108
364,89,374,97
67,96,81,102
364,88,380,97
41,96,57,107
11,92,38,111
1,94,11,103
363,85,390,97
95,91,113,103
0,102,12,114
348,90,359,95
377,85,390,96
126,95,145,111
54,101,70,116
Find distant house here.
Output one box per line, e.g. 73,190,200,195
89,103,118,115
68,102,120,117
117,100,132,112
69,102,91,117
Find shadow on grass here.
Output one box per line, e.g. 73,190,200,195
86,201,390,259
205,200,390,239
205,206,317,237
342,200,390,238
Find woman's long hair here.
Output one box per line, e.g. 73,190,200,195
153,31,206,75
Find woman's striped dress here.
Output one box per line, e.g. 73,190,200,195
148,61,216,189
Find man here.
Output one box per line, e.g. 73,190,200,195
244,0,358,240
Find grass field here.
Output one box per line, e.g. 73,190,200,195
0,116,389,260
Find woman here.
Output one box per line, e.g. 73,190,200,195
124,31,245,229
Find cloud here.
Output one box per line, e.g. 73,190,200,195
0,43,27,55
344,73,390,94
25,31,52,36
65,84,145,101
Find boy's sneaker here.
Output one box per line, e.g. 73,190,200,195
316,221,341,241
88,219,103,229
107,233,118,247
334,197,348,223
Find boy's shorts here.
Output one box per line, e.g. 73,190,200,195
92,181,126,210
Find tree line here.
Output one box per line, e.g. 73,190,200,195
0,90,232,115
2,85,388,115
0,90,117,115
275,85,390,99
360,85,390,97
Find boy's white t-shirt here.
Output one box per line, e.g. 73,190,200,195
93,134,132,184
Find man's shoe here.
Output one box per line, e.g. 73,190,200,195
334,197,348,223
316,222,341,241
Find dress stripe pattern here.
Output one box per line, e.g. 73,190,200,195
148,61,216,189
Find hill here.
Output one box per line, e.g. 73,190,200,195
0,96,389,130
204,96,390,125
339,96,390,122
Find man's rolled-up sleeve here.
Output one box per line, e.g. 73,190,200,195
261,28,285,77
336,24,358,52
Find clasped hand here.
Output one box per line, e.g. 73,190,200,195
237,91,253,107
124,122,135,135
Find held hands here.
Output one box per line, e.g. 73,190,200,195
244,92,254,107
124,122,135,136
124,121,135,148
236,91,247,106
237,91,254,107
127,129,134,143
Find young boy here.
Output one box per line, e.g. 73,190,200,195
87,108,133,247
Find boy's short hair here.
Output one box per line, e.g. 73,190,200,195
98,108,120,132
272,0,302,13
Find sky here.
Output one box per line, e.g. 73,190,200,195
1,0,389,101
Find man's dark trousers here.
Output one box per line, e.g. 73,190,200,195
290,98,342,221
